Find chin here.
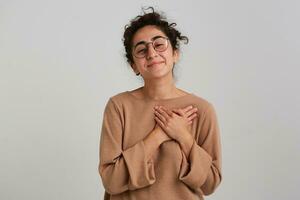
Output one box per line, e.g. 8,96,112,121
149,70,172,79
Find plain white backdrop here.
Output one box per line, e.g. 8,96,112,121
1,0,299,199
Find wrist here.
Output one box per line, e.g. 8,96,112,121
154,128,168,146
154,129,164,146
177,131,193,147
178,132,194,158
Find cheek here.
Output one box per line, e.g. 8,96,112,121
164,53,176,65
167,48,177,60
133,59,146,69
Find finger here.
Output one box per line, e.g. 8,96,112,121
187,116,197,125
186,108,198,117
181,105,194,113
187,113,198,121
161,106,173,116
159,106,172,118
154,116,166,128
154,109,167,123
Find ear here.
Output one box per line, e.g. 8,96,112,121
173,49,180,63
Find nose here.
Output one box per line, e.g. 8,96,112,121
146,44,158,60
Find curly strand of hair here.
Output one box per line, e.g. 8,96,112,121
141,6,154,14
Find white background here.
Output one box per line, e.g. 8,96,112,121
1,0,299,199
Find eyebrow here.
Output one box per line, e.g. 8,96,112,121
133,35,165,49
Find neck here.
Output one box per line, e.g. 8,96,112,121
142,75,179,100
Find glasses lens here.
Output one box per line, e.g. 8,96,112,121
153,37,168,52
134,44,147,58
133,37,168,58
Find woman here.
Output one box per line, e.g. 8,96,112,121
98,7,222,200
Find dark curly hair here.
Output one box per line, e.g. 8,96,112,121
123,7,189,66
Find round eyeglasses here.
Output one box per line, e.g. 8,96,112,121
133,36,169,58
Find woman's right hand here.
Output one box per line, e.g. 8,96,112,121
143,105,198,160
153,105,198,144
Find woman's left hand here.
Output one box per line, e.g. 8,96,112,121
154,105,192,142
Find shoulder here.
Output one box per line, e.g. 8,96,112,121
186,94,220,133
188,93,217,116
104,90,136,111
110,91,130,102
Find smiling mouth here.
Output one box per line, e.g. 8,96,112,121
148,61,164,67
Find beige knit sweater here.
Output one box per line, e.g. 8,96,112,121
98,91,222,200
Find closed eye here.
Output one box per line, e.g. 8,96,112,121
137,48,147,54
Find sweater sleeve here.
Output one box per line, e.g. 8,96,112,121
98,98,156,195
178,103,222,196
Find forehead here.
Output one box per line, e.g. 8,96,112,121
132,25,167,44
